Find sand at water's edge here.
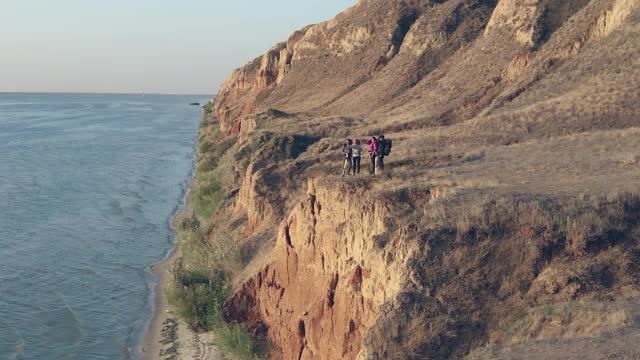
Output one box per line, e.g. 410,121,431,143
138,249,222,360
139,248,178,359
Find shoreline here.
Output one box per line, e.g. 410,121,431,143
137,145,196,360
139,246,179,359
139,246,223,360
138,137,223,359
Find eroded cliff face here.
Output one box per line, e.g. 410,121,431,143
228,179,411,359
199,0,640,358
224,174,640,359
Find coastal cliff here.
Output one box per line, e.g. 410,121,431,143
178,0,640,358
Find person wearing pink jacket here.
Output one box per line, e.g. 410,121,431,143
366,136,379,175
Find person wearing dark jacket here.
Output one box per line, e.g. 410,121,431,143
351,139,362,174
377,135,386,171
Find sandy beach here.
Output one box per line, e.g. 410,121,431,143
139,248,222,360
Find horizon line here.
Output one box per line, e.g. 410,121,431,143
0,91,214,97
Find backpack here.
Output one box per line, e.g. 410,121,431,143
382,139,392,156
343,144,353,158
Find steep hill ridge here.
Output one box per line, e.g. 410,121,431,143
191,0,640,359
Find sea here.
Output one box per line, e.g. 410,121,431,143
0,93,207,359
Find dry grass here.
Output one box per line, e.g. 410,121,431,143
620,153,640,165
503,301,631,345
566,211,608,256
362,191,640,359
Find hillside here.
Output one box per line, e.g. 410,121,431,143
177,0,640,359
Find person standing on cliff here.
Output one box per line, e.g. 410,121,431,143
366,137,378,175
342,138,353,177
351,139,362,175
377,135,390,172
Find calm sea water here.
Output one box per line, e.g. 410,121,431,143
0,93,206,359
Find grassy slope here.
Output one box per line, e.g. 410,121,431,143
166,108,262,360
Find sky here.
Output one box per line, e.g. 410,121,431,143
0,0,355,95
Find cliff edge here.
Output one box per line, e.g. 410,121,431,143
186,0,640,358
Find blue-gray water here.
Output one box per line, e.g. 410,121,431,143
0,93,206,359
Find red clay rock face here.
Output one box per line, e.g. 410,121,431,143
226,181,408,359
213,27,311,134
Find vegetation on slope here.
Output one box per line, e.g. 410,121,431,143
166,106,262,359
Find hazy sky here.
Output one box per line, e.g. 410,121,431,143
0,0,355,95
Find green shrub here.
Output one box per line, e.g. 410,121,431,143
168,223,260,359
200,117,211,129
200,140,215,154
216,323,259,360
179,214,200,232
203,102,214,115
197,135,236,175
197,155,219,173
191,178,224,218
167,271,228,330
167,278,259,358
